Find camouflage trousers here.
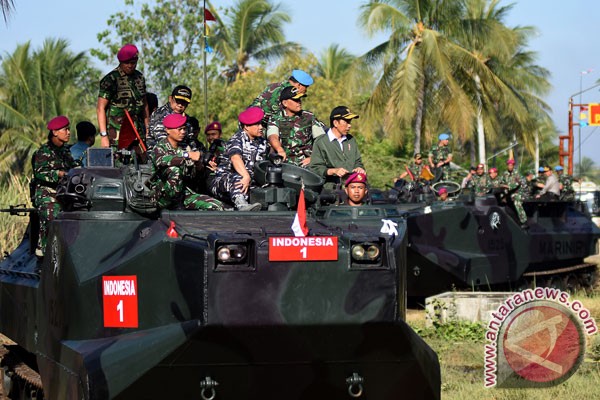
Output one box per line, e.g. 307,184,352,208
155,166,223,211
34,189,61,250
511,193,527,224
210,172,253,205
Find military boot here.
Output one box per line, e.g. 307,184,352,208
233,195,262,212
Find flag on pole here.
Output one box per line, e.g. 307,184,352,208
204,8,216,22
291,186,308,237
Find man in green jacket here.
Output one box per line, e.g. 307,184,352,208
309,106,365,189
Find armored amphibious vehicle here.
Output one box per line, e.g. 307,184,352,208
388,182,600,298
0,151,440,399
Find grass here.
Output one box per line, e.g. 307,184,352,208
0,174,31,254
409,293,600,399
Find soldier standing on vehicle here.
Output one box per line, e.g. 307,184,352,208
266,86,326,167
32,116,81,251
251,69,314,124
210,107,268,211
461,166,477,189
501,159,521,185
344,172,369,206
97,44,149,148
428,132,453,181
309,106,365,190
147,85,199,152
555,165,576,201
149,114,223,211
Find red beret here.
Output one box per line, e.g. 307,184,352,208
47,115,70,131
489,167,498,173
238,107,264,125
438,187,448,194
345,172,367,186
204,121,222,133
117,44,139,62
163,113,187,129
507,159,515,165
477,163,485,169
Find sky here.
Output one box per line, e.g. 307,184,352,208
1,0,600,166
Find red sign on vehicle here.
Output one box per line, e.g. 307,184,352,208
102,276,138,328
269,236,338,261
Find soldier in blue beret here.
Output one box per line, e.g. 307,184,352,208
428,132,453,181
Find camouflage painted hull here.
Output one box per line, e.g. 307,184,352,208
402,197,600,297
0,210,440,399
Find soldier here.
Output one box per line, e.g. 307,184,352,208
461,166,477,189
535,166,560,200
210,107,268,211
266,86,326,166
437,187,449,202
468,164,489,196
555,165,576,201
501,159,520,186
504,170,532,229
97,44,149,148
395,153,426,183
32,116,81,251
344,172,368,206
70,121,96,167
147,85,200,152
487,167,504,190
149,114,223,211
251,69,314,124
309,106,365,190
428,132,452,181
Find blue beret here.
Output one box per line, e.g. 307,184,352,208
538,167,545,172
555,166,564,171
438,133,450,140
291,69,313,86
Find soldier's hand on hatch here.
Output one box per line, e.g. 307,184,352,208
277,149,287,161
100,136,110,148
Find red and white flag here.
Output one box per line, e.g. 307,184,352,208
291,187,308,237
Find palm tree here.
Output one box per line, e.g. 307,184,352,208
210,0,301,82
357,0,541,156
316,44,356,81
0,0,14,23
0,39,98,176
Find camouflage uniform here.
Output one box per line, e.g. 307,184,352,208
32,142,81,249
508,176,530,224
251,81,290,123
487,176,504,193
98,67,147,144
210,129,269,204
428,144,452,180
146,103,203,152
150,139,223,211
468,174,489,196
501,170,521,186
266,109,326,166
559,174,575,201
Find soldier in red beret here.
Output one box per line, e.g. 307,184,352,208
437,187,449,202
32,116,81,253
97,44,149,149
344,172,369,206
209,107,269,211
148,114,223,211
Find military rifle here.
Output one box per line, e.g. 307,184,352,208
0,204,37,216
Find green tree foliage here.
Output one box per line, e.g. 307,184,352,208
357,0,551,161
93,0,208,97
211,0,301,82
0,0,14,22
0,39,99,176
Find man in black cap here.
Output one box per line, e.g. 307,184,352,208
266,86,326,166
147,85,201,152
309,106,365,189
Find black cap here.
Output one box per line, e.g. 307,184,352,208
330,106,359,121
171,85,192,103
280,86,306,102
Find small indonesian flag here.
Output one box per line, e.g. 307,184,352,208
291,187,308,237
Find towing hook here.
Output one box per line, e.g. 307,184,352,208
200,376,219,400
346,372,364,398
